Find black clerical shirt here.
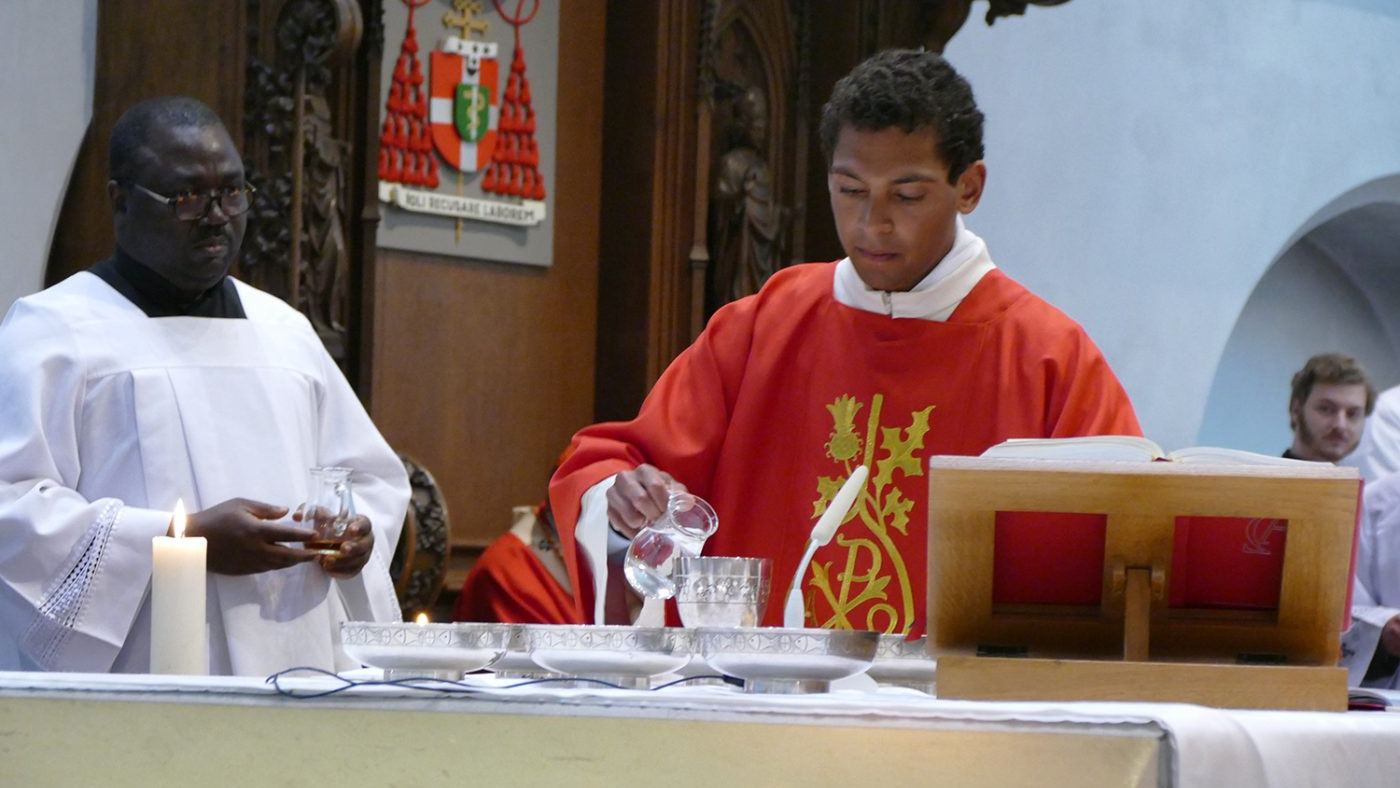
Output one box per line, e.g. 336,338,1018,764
89,247,245,319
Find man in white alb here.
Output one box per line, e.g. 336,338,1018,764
1280,353,1373,464
1344,471,1400,687
1348,385,1400,482
0,96,408,676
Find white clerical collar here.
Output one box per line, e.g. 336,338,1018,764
832,215,996,321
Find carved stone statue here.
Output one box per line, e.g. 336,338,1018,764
986,0,1075,25
708,85,790,313
240,0,363,370
301,93,351,355
920,1,1078,54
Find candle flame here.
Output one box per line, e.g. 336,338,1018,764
415,612,429,625
172,499,187,539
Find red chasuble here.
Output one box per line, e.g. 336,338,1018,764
452,531,584,625
550,262,1142,635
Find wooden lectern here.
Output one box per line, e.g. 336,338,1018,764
927,456,1362,711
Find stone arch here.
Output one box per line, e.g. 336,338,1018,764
1197,175,1400,453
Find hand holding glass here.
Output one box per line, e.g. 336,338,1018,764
299,466,355,556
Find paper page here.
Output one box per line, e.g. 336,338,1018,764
1168,446,1320,466
980,435,1163,462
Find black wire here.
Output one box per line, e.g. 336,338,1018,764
265,666,739,699
651,673,745,690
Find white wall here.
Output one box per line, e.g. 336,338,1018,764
0,0,96,316
946,0,1400,450
1199,224,1400,454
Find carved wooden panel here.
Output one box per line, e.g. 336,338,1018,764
241,0,384,392
696,0,803,323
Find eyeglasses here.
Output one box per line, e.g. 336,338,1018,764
128,182,257,222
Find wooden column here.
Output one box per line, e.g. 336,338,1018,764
1122,568,1151,661
594,0,702,422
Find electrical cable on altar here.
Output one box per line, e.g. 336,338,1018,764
265,666,740,699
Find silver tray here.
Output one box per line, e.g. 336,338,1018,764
866,634,937,693
697,627,878,693
340,621,511,679
524,624,693,689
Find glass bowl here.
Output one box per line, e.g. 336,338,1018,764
674,556,772,628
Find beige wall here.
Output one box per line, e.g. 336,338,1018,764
370,0,606,579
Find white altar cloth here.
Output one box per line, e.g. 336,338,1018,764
2,671,1398,786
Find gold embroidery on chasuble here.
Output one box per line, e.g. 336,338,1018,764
809,394,934,635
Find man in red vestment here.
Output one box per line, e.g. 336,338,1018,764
551,50,1142,634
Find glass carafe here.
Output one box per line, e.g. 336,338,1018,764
623,490,719,599
301,466,356,555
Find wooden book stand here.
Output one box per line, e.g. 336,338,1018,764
926,456,1362,711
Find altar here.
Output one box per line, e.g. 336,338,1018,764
2,671,1398,787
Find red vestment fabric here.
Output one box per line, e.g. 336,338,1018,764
550,262,1142,634
452,531,583,625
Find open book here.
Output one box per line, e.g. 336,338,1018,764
981,435,1318,466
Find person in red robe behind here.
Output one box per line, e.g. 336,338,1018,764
550,49,1142,635
453,449,585,625
451,499,583,625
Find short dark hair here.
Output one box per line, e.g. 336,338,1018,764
818,49,985,182
108,96,226,182
1289,353,1377,422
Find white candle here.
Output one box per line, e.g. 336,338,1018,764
151,499,208,675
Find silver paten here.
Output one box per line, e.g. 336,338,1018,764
524,624,694,689
866,634,938,693
698,626,878,694
340,621,510,679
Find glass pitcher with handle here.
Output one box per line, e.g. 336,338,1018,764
623,490,719,599
301,466,356,556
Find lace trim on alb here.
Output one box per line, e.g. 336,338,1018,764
20,500,122,669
